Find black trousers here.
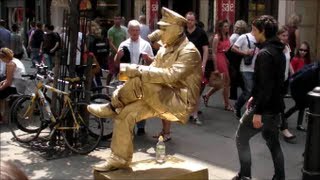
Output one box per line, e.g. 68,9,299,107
236,109,285,180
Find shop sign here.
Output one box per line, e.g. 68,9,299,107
216,0,235,24
147,0,159,30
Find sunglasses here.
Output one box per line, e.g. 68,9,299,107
299,49,308,52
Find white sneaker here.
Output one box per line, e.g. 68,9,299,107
193,117,202,125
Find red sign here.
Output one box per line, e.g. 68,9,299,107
147,0,159,31
216,0,235,24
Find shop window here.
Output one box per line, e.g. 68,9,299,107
248,0,265,23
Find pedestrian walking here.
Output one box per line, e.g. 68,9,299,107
233,15,286,180
185,11,209,125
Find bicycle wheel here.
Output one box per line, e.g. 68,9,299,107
62,105,103,154
90,94,113,140
9,95,44,143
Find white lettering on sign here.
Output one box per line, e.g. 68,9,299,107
151,3,158,12
222,3,234,12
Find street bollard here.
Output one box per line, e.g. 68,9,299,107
302,86,320,180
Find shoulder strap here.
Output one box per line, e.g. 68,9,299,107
245,35,251,49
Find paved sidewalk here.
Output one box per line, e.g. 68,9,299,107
0,59,306,179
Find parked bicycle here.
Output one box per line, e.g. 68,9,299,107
9,68,106,154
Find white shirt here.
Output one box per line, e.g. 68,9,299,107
229,33,239,45
118,37,154,65
67,32,83,65
284,44,291,81
234,33,258,72
0,61,6,76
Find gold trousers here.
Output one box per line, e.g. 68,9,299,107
110,77,182,162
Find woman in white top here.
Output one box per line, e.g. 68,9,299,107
0,47,26,122
277,26,296,144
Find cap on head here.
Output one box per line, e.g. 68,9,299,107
0,48,14,61
157,7,187,27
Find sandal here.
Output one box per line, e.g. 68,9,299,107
224,105,234,112
162,133,172,142
202,95,209,107
153,131,171,142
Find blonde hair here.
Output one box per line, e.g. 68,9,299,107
89,21,102,38
288,13,301,27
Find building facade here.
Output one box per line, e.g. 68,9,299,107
278,0,320,59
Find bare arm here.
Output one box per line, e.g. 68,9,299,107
0,62,15,90
212,36,219,71
201,45,209,72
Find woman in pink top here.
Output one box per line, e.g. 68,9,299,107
203,20,233,111
291,41,311,73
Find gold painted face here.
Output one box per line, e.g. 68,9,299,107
159,24,182,46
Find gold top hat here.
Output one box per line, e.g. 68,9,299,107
157,7,187,26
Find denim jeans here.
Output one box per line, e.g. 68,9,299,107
136,120,146,129
43,53,53,70
236,109,285,179
31,48,41,65
235,72,254,111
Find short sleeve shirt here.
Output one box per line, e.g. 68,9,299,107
234,33,258,72
108,26,127,55
118,37,154,65
185,27,209,58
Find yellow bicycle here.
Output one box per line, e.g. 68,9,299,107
9,70,104,154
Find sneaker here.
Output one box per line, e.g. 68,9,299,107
193,117,202,125
232,174,251,180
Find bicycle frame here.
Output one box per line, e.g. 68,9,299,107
22,76,85,136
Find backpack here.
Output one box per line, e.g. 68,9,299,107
93,37,109,69
289,63,320,107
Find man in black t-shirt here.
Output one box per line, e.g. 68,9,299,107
41,25,60,70
185,11,209,125
28,22,44,68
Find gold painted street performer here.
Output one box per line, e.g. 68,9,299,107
87,7,202,172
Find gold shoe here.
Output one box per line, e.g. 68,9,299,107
93,154,130,172
87,103,116,118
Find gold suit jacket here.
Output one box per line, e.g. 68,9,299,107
139,35,202,123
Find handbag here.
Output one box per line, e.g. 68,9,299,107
225,45,243,62
208,71,224,90
243,35,256,65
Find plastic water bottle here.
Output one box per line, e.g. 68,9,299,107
156,135,166,163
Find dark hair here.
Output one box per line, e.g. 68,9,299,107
36,22,42,28
11,24,19,32
185,11,196,19
252,15,278,39
215,19,229,41
48,25,54,31
296,41,311,64
30,21,36,27
0,19,6,26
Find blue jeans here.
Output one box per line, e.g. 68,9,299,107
236,109,285,179
31,48,41,66
43,53,53,70
235,72,254,111
136,120,146,129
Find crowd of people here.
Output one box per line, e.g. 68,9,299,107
0,8,317,179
